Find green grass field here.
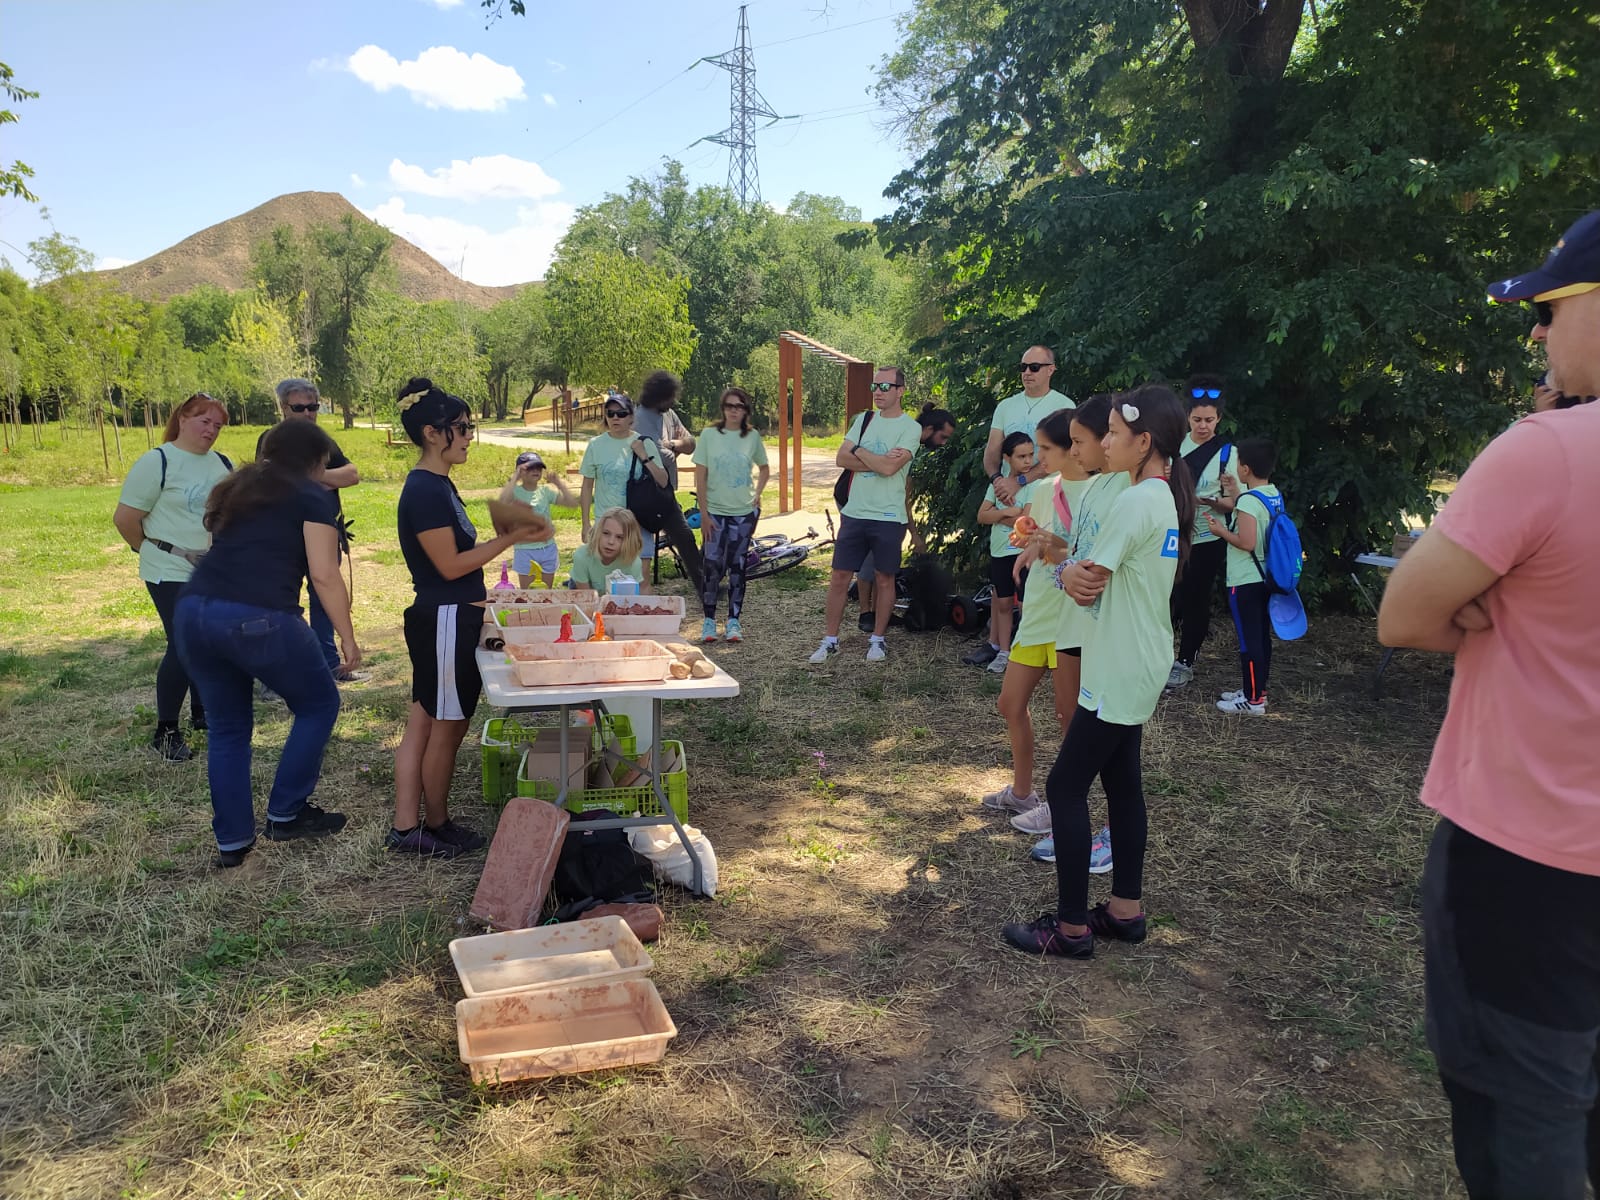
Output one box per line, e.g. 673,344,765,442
0,424,1466,1199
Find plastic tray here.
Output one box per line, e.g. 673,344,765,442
491,588,600,608
456,976,677,1084
449,916,653,998
505,640,674,687
519,739,689,823
593,595,688,639
492,605,595,645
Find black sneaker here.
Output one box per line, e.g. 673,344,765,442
386,825,464,859
425,818,486,852
961,642,999,667
191,717,208,733
1087,902,1147,943
152,728,194,763
264,802,348,841
1002,914,1094,959
215,842,255,869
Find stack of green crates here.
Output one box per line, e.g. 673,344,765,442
479,712,638,805
516,736,690,824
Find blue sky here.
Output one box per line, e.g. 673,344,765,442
1,0,915,286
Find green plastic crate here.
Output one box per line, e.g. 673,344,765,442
591,712,637,760
480,715,592,804
516,739,689,823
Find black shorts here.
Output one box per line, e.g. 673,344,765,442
832,515,907,576
404,603,485,721
990,555,1027,598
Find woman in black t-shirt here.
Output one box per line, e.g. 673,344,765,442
174,419,361,868
389,377,550,860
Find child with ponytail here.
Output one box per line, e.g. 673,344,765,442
1003,384,1193,959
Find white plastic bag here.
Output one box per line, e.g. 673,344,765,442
629,823,718,897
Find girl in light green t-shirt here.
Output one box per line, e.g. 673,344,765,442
975,432,1036,664
1002,385,1195,962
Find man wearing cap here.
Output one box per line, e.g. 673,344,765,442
1379,212,1600,1198
259,379,367,684
499,450,576,587
966,346,1073,666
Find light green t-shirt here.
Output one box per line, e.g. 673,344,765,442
840,411,923,524
512,482,559,551
1054,471,1131,651
580,433,663,516
692,426,769,516
1182,434,1233,545
117,444,232,584
990,388,1073,475
1225,483,1279,587
569,544,643,591
1012,475,1091,650
982,479,1033,559
1077,478,1181,726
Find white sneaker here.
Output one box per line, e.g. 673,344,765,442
1216,695,1267,716
1218,688,1244,702
985,650,1010,674
980,784,1038,814
1165,661,1194,690
808,640,839,665
1010,801,1052,835
865,640,887,662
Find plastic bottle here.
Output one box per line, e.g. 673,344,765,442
555,611,575,643
588,611,612,642
494,561,515,591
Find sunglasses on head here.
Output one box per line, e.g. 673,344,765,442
1191,387,1221,400
870,381,901,392
1019,361,1051,372
288,401,320,413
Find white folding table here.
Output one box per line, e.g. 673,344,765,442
476,649,740,895
1350,553,1400,695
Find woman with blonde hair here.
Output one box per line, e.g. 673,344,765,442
112,392,234,762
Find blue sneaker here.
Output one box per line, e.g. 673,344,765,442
1089,826,1113,875
724,618,743,642
700,618,719,643
1029,836,1055,863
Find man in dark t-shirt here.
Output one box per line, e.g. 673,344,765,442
260,379,367,682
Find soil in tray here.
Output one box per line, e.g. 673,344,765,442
466,1007,654,1058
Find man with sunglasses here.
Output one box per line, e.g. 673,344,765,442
258,379,367,684
809,367,924,664
1379,210,1600,1199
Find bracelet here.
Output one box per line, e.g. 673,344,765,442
991,472,1004,484
1051,558,1076,589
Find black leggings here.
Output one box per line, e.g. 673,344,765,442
1175,537,1226,666
146,580,205,727
1228,582,1272,701
1045,708,1148,926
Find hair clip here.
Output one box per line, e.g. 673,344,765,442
1120,403,1141,422
397,386,429,413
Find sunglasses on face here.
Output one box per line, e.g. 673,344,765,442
288,402,320,413
1191,387,1221,400
605,409,630,418
870,381,901,392
722,402,747,411
443,420,474,438
1533,300,1554,328
1020,362,1051,372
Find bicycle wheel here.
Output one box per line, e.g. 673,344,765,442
747,545,811,581
751,534,789,554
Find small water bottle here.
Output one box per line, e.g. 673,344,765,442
494,561,515,591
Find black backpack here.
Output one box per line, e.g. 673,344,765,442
900,552,953,632
548,810,655,921
833,410,876,509
625,437,675,534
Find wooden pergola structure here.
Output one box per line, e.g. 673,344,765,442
776,331,873,513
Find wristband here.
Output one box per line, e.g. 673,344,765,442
1051,557,1076,589
991,472,1004,485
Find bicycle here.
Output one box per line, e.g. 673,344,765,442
744,509,837,581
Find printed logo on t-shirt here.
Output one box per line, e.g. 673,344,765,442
1161,529,1180,558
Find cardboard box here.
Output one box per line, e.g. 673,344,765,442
519,727,592,793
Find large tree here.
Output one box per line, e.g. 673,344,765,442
544,247,695,395
877,0,1600,589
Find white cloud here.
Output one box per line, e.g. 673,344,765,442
350,172,366,187
362,197,575,286
346,44,525,111
99,256,133,271
426,0,464,7
545,58,567,72
388,154,561,202
542,93,556,107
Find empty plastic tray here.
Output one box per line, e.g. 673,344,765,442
456,976,677,1084
449,916,653,997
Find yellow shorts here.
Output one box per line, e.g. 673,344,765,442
1007,642,1057,670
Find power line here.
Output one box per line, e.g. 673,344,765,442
754,13,900,50
539,62,700,162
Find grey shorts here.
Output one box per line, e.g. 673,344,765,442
832,515,906,577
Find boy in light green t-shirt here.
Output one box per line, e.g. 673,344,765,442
1204,437,1280,715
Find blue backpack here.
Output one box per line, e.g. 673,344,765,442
1243,489,1303,595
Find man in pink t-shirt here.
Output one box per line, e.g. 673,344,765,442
1379,211,1600,1199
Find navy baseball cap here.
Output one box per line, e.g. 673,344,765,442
1487,211,1600,303
516,451,545,469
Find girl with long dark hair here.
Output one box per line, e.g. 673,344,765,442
692,386,770,642
390,378,549,859
1004,384,1193,958
173,419,358,867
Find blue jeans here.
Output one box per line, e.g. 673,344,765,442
175,595,342,851
305,578,340,673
